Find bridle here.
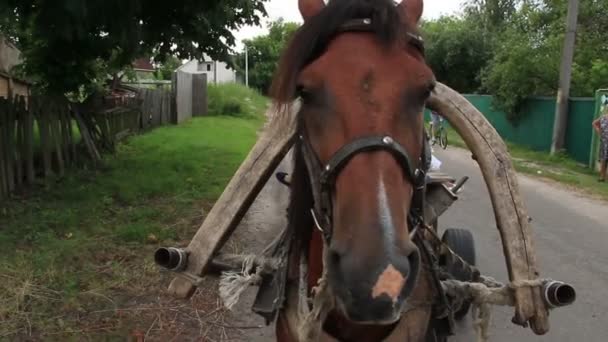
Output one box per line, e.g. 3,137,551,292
298,18,431,243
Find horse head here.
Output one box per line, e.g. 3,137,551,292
272,0,435,325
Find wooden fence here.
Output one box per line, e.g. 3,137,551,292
0,87,178,200
0,96,77,199
138,88,174,128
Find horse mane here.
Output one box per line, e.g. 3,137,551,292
270,0,412,109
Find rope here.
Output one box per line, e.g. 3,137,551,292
297,245,335,341
442,276,547,342
218,255,274,310
217,230,285,311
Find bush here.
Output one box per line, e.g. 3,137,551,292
207,82,269,118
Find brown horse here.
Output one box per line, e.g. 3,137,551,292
270,0,439,340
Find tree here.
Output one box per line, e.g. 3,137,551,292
234,19,300,94
155,55,183,81
0,0,268,96
420,16,493,93
463,0,518,31
478,0,607,122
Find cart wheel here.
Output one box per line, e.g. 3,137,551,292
441,228,476,321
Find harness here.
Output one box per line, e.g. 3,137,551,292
256,17,453,341
297,18,432,244
300,133,431,243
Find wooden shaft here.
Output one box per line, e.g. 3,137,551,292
167,104,298,298
428,83,549,334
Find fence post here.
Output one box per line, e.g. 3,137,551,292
51,101,65,177
0,98,8,198
24,97,35,184
192,73,208,117
6,95,15,192
14,96,25,188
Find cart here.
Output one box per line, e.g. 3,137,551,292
153,83,576,341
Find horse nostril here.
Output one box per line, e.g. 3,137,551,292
329,248,342,265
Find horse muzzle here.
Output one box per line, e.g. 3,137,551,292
328,246,421,325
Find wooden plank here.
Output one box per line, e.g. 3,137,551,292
165,91,172,124
67,108,77,165
51,102,65,177
152,90,162,127
192,73,208,117
428,83,549,334
14,97,25,188
168,105,298,298
175,71,193,123
38,99,53,178
141,90,150,130
73,107,101,164
5,95,15,192
24,97,35,184
0,98,8,198
60,105,70,166
158,91,165,125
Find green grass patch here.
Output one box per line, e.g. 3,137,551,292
442,126,608,200
207,82,269,119
0,115,264,338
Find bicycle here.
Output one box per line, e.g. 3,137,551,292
430,119,448,150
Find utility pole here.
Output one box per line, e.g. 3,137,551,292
551,0,579,155
245,45,249,88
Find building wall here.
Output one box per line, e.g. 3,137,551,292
0,36,21,74
178,59,236,84
0,35,31,99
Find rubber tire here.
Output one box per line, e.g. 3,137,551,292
440,129,448,150
441,228,476,321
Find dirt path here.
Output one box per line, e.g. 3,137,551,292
210,149,294,341
435,147,608,341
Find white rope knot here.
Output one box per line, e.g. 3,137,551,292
218,255,265,310
443,276,549,342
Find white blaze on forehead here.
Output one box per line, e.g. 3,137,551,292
378,175,393,231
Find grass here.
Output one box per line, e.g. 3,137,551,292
0,94,267,339
207,82,269,119
441,126,608,201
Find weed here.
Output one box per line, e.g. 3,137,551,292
444,127,608,200
0,116,264,338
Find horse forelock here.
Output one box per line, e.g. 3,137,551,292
270,0,419,114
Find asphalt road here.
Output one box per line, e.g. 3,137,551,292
230,146,607,341
435,147,608,342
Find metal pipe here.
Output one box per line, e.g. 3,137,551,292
154,247,188,271
543,281,576,308
450,176,469,194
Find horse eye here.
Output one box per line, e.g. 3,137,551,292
421,82,436,99
296,86,312,102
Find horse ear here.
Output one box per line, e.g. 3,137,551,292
299,0,326,21
397,0,424,25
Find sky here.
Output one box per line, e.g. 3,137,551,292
233,0,465,50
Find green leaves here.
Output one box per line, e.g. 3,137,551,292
233,19,300,94
0,0,269,96
424,0,607,123
421,16,493,93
